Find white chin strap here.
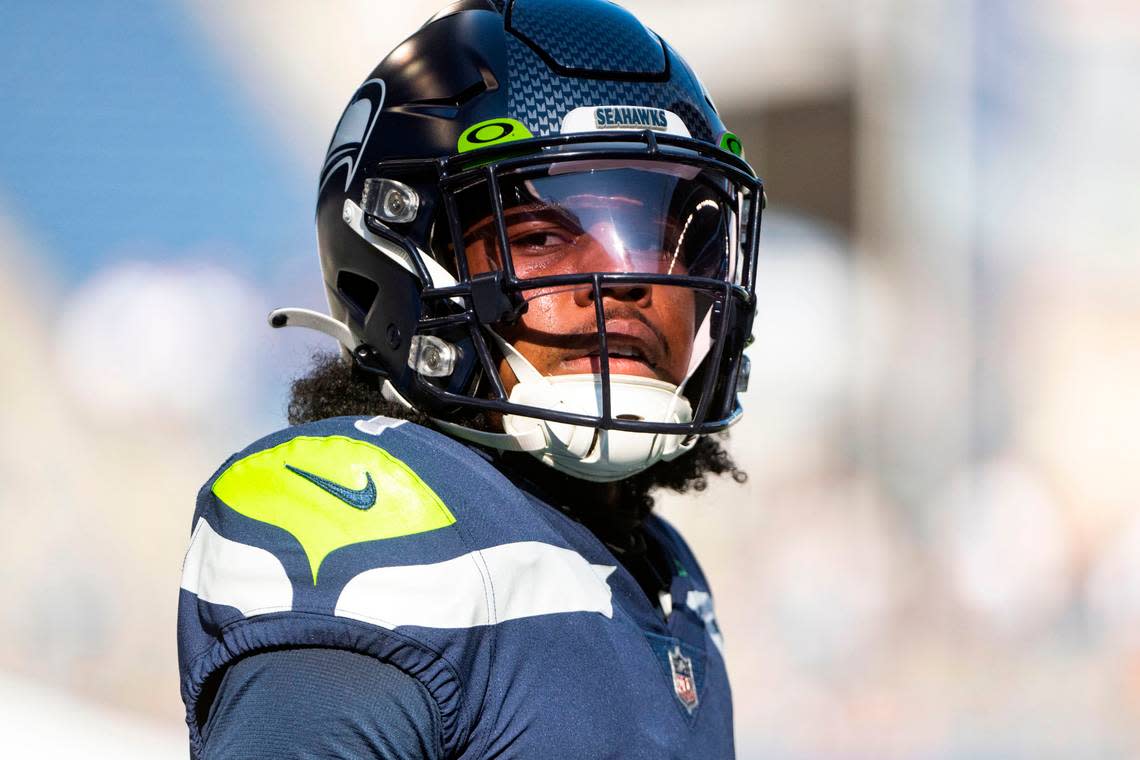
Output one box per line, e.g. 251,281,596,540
437,327,708,483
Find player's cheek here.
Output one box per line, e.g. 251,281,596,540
502,291,568,377
463,239,495,276
656,287,697,381
524,286,578,332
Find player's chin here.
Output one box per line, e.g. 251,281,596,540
558,355,670,382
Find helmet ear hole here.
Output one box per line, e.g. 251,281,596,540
336,271,380,324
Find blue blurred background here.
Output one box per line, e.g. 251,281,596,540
1,1,1138,757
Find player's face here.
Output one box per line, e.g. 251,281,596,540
457,162,735,393
464,229,697,389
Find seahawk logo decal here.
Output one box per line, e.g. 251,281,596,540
319,78,386,195
594,106,669,131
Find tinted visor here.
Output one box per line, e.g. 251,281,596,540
456,161,740,283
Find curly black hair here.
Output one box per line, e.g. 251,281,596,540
287,352,746,541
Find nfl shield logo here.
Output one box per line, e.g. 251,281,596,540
668,645,699,712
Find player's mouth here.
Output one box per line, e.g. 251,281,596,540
581,347,658,378
557,320,667,381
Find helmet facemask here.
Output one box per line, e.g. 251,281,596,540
400,135,762,481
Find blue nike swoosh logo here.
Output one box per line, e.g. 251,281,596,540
284,464,377,510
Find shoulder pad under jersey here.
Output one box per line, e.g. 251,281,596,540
180,412,617,644
180,415,529,617
179,415,623,758
178,416,533,755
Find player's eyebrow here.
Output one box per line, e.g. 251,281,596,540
462,203,585,242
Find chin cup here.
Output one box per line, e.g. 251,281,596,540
503,374,696,483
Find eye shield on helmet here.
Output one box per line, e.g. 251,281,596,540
454,161,739,284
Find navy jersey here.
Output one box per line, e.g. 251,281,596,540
177,416,733,758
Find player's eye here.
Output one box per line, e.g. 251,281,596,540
511,230,573,253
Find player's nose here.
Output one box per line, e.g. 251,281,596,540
571,225,656,307
571,277,653,308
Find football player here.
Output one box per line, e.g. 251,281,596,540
177,1,762,757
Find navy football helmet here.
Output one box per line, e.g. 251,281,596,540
272,0,763,481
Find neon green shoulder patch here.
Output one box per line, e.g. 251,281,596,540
212,435,456,584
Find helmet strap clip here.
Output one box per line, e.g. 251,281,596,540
470,271,527,325
351,344,390,380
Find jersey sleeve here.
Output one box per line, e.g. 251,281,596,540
200,648,442,760
176,416,502,760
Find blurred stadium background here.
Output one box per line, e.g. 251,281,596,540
2,0,1138,756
